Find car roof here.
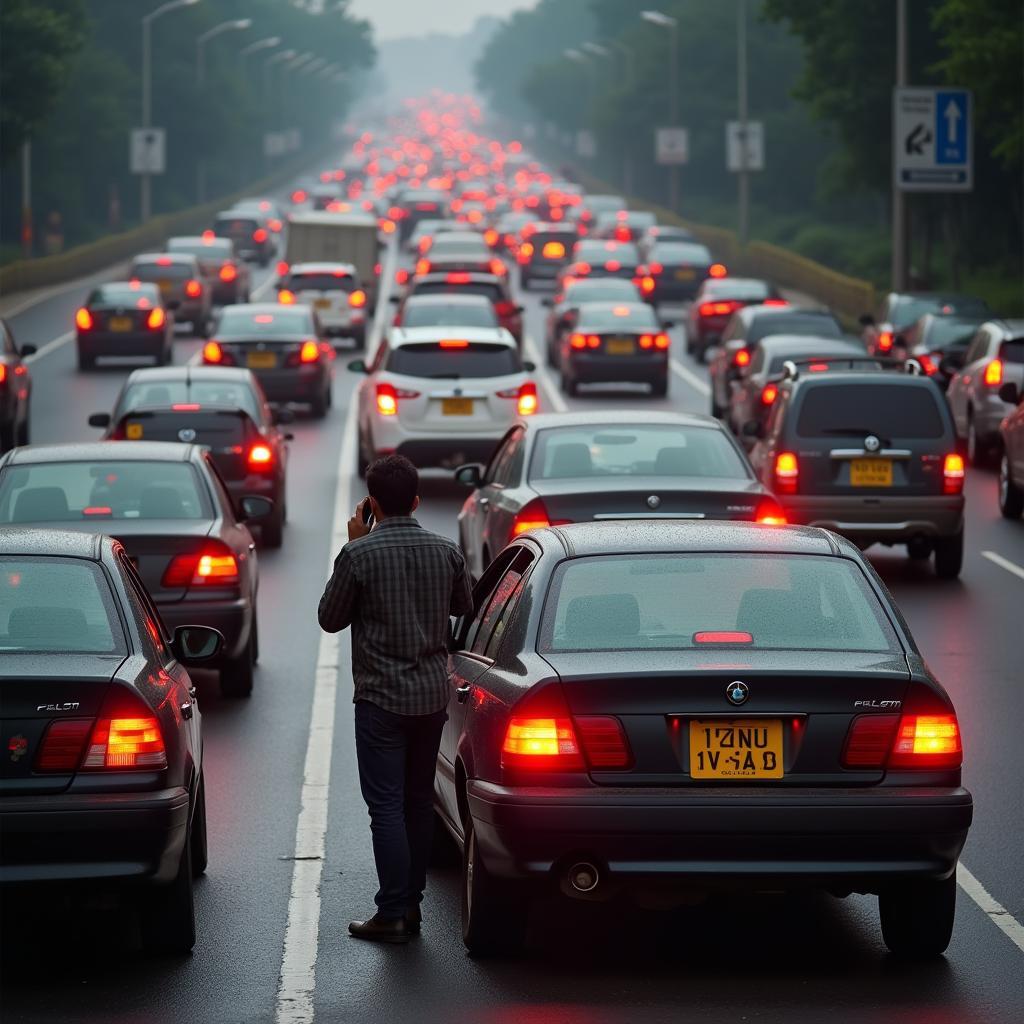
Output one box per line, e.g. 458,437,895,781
389,326,516,348
404,293,492,306
219,302,309,316
287,210,378,228
575,301,656,316
3,441,195,465
123,365,255,386
739,304,827,323
414,272,501,285
519,409,726,432
288,262,357,274
168,235,231,248
0,527,108,560
784,370,943,392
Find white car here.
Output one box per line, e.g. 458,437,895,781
350,326,538,475
277,261,369,349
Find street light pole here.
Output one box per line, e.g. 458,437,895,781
737,0,750,246
892,0,908,290
641,10,679,213
141,0,201,222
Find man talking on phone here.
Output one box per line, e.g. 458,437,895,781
318,454,473,944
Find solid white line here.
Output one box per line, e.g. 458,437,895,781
670,357,711,397
0,263,129,320
24,331,73,365
981,550,1024,583
522,333,568,413
252,273,278,300
958,862,1024,955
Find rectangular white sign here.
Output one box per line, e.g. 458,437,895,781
656,127,689,165
727,121,764,172
894,87,972,191
131,128,165,174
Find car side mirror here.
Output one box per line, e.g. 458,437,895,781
454,463,484,488
999,381,1021,405
282,432,295,442
88,412,111,429
858,313,875,327
272,406,295,425
19,344,36,357
540,297,553,307
523,360,536,372
239,495,274,522
347,359,368,373
742,420,763,439
172,624,223,665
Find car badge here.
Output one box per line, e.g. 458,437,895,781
864,434,881,453
454,387,463,397
646,494,661,509
8,735,28,762
178,428,197,443
726,681,749,706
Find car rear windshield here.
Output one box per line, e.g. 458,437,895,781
893,294,990,327
216,309,312,337
0,461,212,522
564,280,640,304
541,553,897,653
999,338,1024,363
402,301,498,329
286,272,357,293
576,305,660,331
118,411,248,449
575,241,640,263
0,557,125,654
386,343,520,378
748,313,841,344
704,279,772,301
530,424,747,481
214,218,258,234
797,384,946,439
650,243,712,264
429,238,489,258
412,281,502,302
169,240,231,260
132,262,191,281
120,380,259,419
90,284,160,305
923,318,979,349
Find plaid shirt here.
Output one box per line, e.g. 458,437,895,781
318,517,474,715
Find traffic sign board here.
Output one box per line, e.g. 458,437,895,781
726,121,764,172
894,87,972,191
656,127,689,166
130,128,165,175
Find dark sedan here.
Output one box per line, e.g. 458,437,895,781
639,242,723,304
437,520,972,957
75,281,174,371
167,235,251,305
455,411,784,579
686,277,785,360
203,304,332,419
0,442,272,697
516,223,578,288
0,528,223,952
541,277,643,367
88,366,292,547
1,318,35,452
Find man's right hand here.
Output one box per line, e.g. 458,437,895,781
348,499,372,543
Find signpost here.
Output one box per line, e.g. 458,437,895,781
655,127,689,165
726,120,764,172
894,87,972,191
130,128,166,175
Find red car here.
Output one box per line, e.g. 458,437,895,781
687,277,785,362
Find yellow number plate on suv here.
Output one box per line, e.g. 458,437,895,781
850,458,892,487
689,719,783,779
442,398,473,416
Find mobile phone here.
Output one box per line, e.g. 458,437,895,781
361,498,374,527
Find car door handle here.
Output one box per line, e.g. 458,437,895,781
478,496,489,508
248,542,256,551
455,684,473,704
180,701,193,720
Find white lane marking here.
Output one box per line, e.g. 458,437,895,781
0,263,128,320
981,550,1024,583
670,357,711,397
958,861,1024,955
253,273,278,300
522,333,567,413
24,331,73,365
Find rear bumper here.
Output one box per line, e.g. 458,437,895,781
524,261,566,279
77,331,165,357
467,781,973,890
389,436,502,468
158,595,251,660
250,365,329,404
780,494,965,542
651,282,701,302
0,786,189,885
566,352,669,385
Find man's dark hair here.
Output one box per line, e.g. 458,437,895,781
366,454,418,516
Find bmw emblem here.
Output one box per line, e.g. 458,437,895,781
646,494,661,510
864,434,881,453
178,428,197,443
726,681,749,706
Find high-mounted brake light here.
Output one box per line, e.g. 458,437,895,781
349,289,367,308
82,506,112,517
943,453,965,495
185,279,202,298
613,225,631,242
220,263,237,282
172,403,200,411
439,339,469,349
762,298,789,307
700,300,740,317
75,308,93,331
146,308,166,330
278,289,296,305
291,189,307,204
983,359,1003,387
299,340,320,363
694,631,754,644
446,272,471,284
761,382,779,405
888,713,962,769
604,259,621,272
709,263,727,278
774,451,799,494
156,256,172,266
202,230,215,241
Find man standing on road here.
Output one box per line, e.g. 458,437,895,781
318,454,474,944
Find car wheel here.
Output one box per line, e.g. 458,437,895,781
190,772,209,877
77,349,95,372
140,827,196,954
933,528,964,580
220,628,255,698
16,416,29,447
562,373,579,397
967,413,993,468
461,818,527,957
310,390,329,420
999,454,1024,519
262,504,284,548
356,428,369,479
879,873,956,958
650,376,668,398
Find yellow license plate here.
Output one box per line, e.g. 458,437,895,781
126,423,144,440
442,398,474,416
157,279,173,294
675,268,696,280
314,299,332,310
850,458,892,487
247,351,276,369
109,316,133,332
689,719,783,779
606,338,635,355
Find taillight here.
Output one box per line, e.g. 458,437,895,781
489,258,506,276
276,260,290,277
34,719,94,773
877,330,894,352
613,225,630,241
185,279,202,298
248,443,273,469
774,451,799,494
493,300,516,318
604,259,621,272
253,228,268,243
842,714,900,768
220,263,237,282
349,289,367,308
918,353,938,375
269,218,283,232
709,263,727,278
395,268,409,285
653,332,669,349
291,189,307,203
415,258,431,276
501,687,584,771
376,382,420,415
512,497,563,536
496,381,538,416
754,499,786,525
278,289,296,304
202,340,224,364
75,307,93,330
162,543,240,589
888,713,962,769
761,382,778,405
82,711,167,771
569,333,600,350
699,300,740,317
640,275,655,295
484,228,499,246
732,348,751,368
983,359,1003,387
299,340,320,363
575,716,632,769
943,452,965,495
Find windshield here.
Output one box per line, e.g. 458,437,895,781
286,272,357,293
90,284,160,306
651,243,712,264
386,342,520,378
132,262,191,281
563,280,640,304
575,305,660,331
216,309,312,337
748,313,841,344
168,240,231,261
119,380,259,418
402,301,498,328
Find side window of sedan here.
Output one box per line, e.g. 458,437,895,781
202,454,237,521
117,552,170,660
471,550,535,657
489,428,525,487
462,547,520,653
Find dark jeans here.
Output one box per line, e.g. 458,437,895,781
354,699,447,920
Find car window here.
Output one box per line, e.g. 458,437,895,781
540,553,898,653
132,262,191,281
0,556,126,654
117,551,170,657
796,384,945,439
119,380,259,419
0,461,212,522
748,314,841,344
576,305,660,331
90,283,161,305
402,301,498,329
202,453,238,520
216,308,312,337
484,555,534,660
489,428,525,487
651,243,711,263
1000,338,1024,364
463,547,520,652
412,281,502,302
387,342,520,378
471,550,534,656
286,272,357,293
530,424,748,480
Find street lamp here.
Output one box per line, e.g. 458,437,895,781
300,58,327,76
263,48,296,99
583,41,633,192
239,34,279,60
141,0,202,221
641,9,680,212
197,18,251,88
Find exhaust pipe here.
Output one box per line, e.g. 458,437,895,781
567,861,600,893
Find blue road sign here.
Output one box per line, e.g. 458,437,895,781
935,90,969,165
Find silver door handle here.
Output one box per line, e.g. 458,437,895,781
180,701,193,720
478,497,489,508
455,684,472,704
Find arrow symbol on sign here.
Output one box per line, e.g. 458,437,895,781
906,123,932,155
944,98,962,143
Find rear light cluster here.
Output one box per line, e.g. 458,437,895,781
75,308,93,330
496,381,538,416
253,228,268,243
185,279,202,298
511,497,568,536
842,712,961,770
983,359,1003,387
163,543,240,588
699,300,742,318
774,452,799,494
732,348,751,368
376,382,420,415
219,263,237,282
877,330,894,353
202,340,232,365
754,499,787,525
146,308,166,330
349,289,367,309
761,382,779,405
943,452,965,495
248,443,273,470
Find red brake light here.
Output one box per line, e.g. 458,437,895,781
575,716,632,769
640,275,655,295
888,713,962,769
269,218,283,232
517,381,538,416
163,543,239,589
542,241,565,258
278,289,296,305
202,340,223,364
395,268,409,285
654,332,670,350
172,403,200,411
754,499,787,525
501,687,584,771
775,451,799,494
375,382,420,415
709,263,727,278
484,228,499,246
219,263,237,282
693,631,754,644
489,258,506,276
185,279,202,298
700,300,739,317
34,719,94,773
439,339,469,349
146,307,166,330
248,443,274,468
82,506,113,516
604,259,621,272
276,260,290,277
648,262,663,275
842,714,900,768
761,382,778,405
569,333,587,350
983,359,1003,386
83,714,166,771
299,340,320,363
292,189,307,203
613,226,631,241
943,452,965,495
349,289,367,308
415,258,431,275
918,353,939,376
877,330,894,352
446,272,471,284
75,307,93,331
733,348,751,368
253,228,268,243
156,256,172,266
512,497,552,536
762,298,789,307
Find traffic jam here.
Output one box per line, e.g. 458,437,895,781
2,93,1023,1022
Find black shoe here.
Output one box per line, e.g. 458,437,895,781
349,914,410,944
405,907,422,935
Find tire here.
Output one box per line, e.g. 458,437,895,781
710,395,724,419
262,504,284,548
220,627,255,698
190,772,208,877
310,389,329,420
461,819,527,957
933,528,964,579
77,349,95,372
879,873,956,958
0,424,14,454
967,413,993,468
562,373,579,398
650,376,668,398
141,828,196,954
998,454,1024,519
192,319,208,340
16,416,29,447
251,615,260,664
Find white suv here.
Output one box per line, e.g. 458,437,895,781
278,262,368,349
349,327,538,475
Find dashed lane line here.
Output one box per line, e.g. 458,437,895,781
24,331,73,365
670,357,711,398
981,550,1024,583
958,862,1024,955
